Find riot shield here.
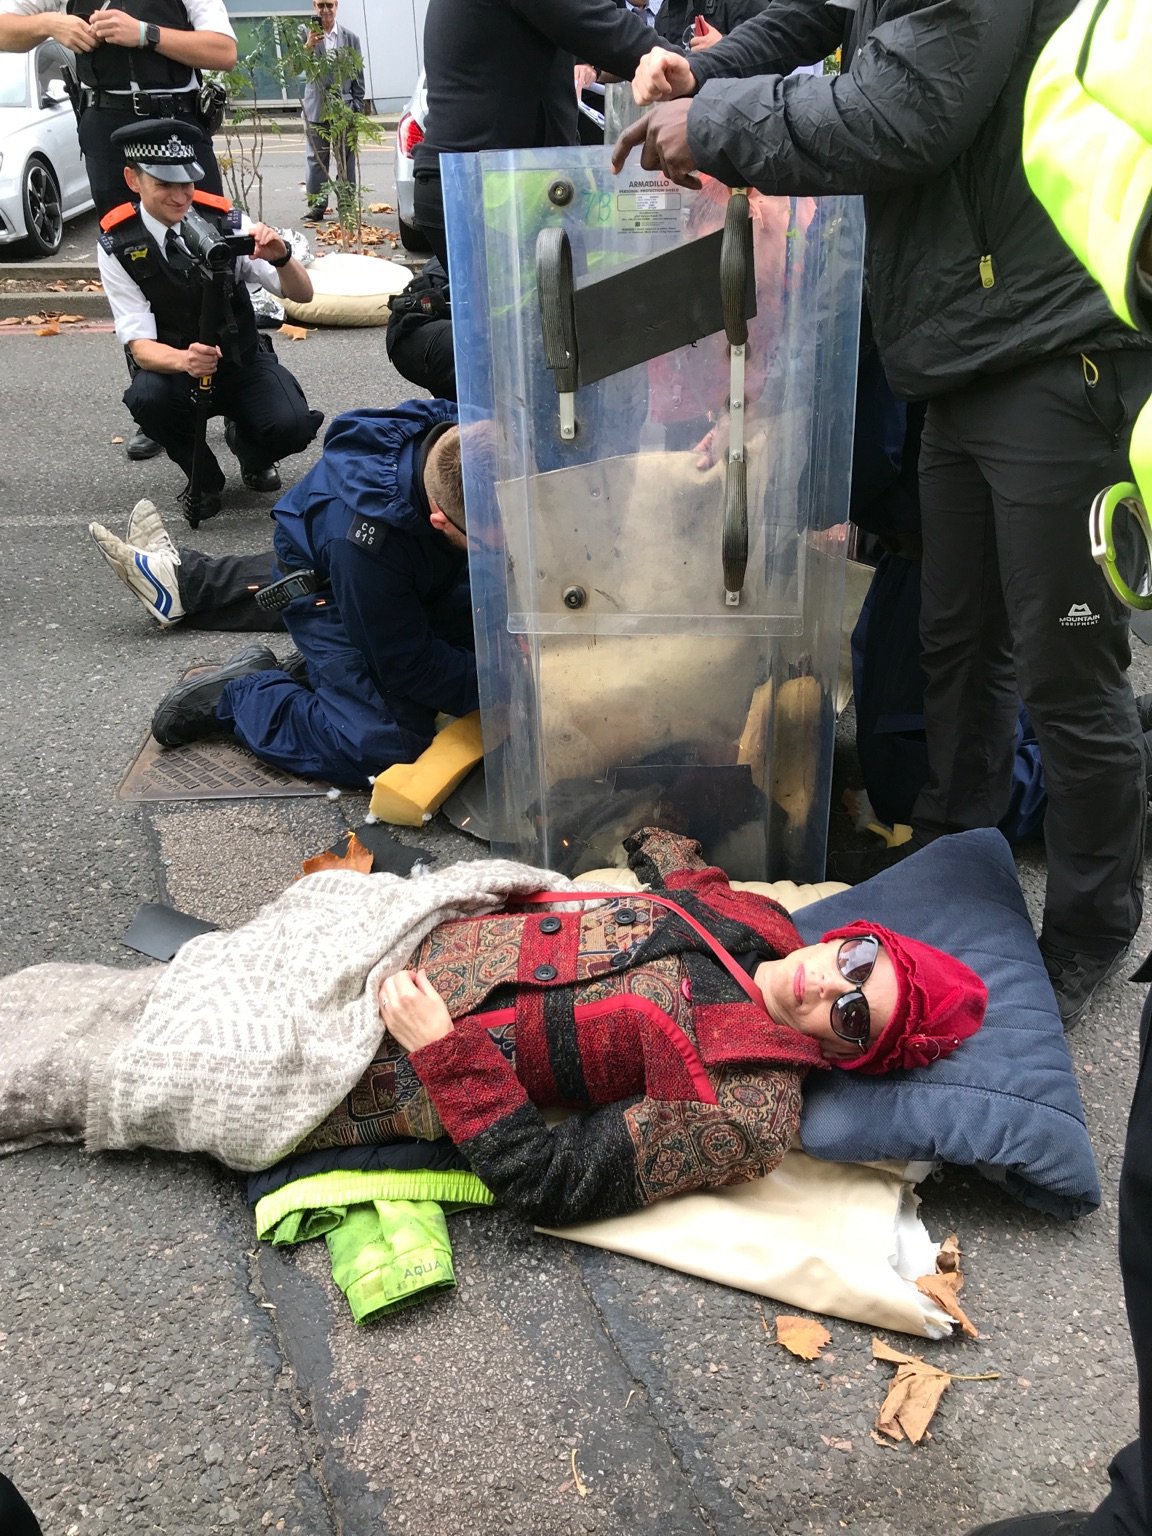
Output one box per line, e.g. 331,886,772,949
444,146,864,880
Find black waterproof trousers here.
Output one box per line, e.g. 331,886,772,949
913,348,1152,958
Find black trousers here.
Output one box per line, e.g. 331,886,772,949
1083,981,1152,1535
176,545,284,632
412,167,450,271
79,103,223,218
913,348,1152,956
123,349,320,491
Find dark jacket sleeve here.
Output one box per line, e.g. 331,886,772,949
511,0,663,77
347,28,365,110
688,0,844,85
328,538,479,719
407,1026,804,1225
687,0,1034,196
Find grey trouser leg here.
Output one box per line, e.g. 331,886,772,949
305,119,357,202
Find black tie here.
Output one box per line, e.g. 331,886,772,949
164,228,196,275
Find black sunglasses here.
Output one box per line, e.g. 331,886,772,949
829,934,880,1051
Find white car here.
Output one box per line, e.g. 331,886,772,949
0,42,92,256
393,71,429,254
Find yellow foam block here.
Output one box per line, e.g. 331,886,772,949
368,712,484,826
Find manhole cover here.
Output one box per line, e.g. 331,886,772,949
119,732,331,802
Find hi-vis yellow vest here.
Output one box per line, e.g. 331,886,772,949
1023,0,1152,510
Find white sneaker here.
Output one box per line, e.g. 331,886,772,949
125,498,180,561
89,522,185,627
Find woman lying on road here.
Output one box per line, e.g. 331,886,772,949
296,827,988,1224
0,828,985,1226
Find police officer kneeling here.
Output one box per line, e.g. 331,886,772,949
96,119,323,521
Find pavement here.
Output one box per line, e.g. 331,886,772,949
1,135,1152,1536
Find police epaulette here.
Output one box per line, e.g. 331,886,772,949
99,201,137,233
193,190,233,213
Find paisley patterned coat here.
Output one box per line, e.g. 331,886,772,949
301,828,826,1224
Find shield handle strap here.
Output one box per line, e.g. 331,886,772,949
537,226,578,441
721,188,752,604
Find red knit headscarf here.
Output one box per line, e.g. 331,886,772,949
820,921,987,1074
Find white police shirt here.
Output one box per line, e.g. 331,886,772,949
97,204,282,347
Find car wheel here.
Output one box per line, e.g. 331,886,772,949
398,214,432,255
18,157,64,257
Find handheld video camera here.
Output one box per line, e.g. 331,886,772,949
179,205,256,275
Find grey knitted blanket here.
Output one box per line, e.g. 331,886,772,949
0,859,569,1171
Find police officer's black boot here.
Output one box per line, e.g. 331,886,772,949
151,645,280,748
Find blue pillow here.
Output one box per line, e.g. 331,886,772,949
794,828,1100,1220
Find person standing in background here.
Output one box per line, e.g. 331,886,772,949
299,0,364,224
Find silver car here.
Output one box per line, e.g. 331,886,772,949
0,42,92,256
393,70,429,254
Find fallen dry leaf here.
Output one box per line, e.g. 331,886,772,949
875,1357,950,1443
280,323,309,340
55,313,87,324
914,1231,979,1338
111,435,125,444
35,324,59,337
915,1273,979,1339
367,201,394,213
301,830,374,877
870,1336,998,1445
820,1435,854,1453
775,1316,831,1361
0,316,22,327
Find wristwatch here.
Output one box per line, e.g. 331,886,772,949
267,248,293,268
144,22,161,49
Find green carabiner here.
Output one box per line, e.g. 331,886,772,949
1089,480,1152,610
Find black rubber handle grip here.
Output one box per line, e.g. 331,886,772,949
536,226,578,392
723,453,748,595
720,189,751,348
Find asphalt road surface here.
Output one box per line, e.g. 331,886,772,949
1,132,1151,1536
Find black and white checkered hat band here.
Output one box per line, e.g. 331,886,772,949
122,132,198,164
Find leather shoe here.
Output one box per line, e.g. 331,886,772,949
281,649,311,688
126,428,163,460
151,645,279,748
224,420,281,492
242,463,282,492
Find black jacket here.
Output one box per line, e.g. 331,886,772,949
686,0,1148,398
416,0,660,166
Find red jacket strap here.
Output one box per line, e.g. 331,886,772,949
99,202,137,232
516,891,768,1008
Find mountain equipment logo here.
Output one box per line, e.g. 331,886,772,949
1059,601,1100,628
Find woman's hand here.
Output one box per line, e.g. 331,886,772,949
377,969,454,1051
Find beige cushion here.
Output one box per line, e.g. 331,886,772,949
281,252,413,329
539,1150,955,1338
